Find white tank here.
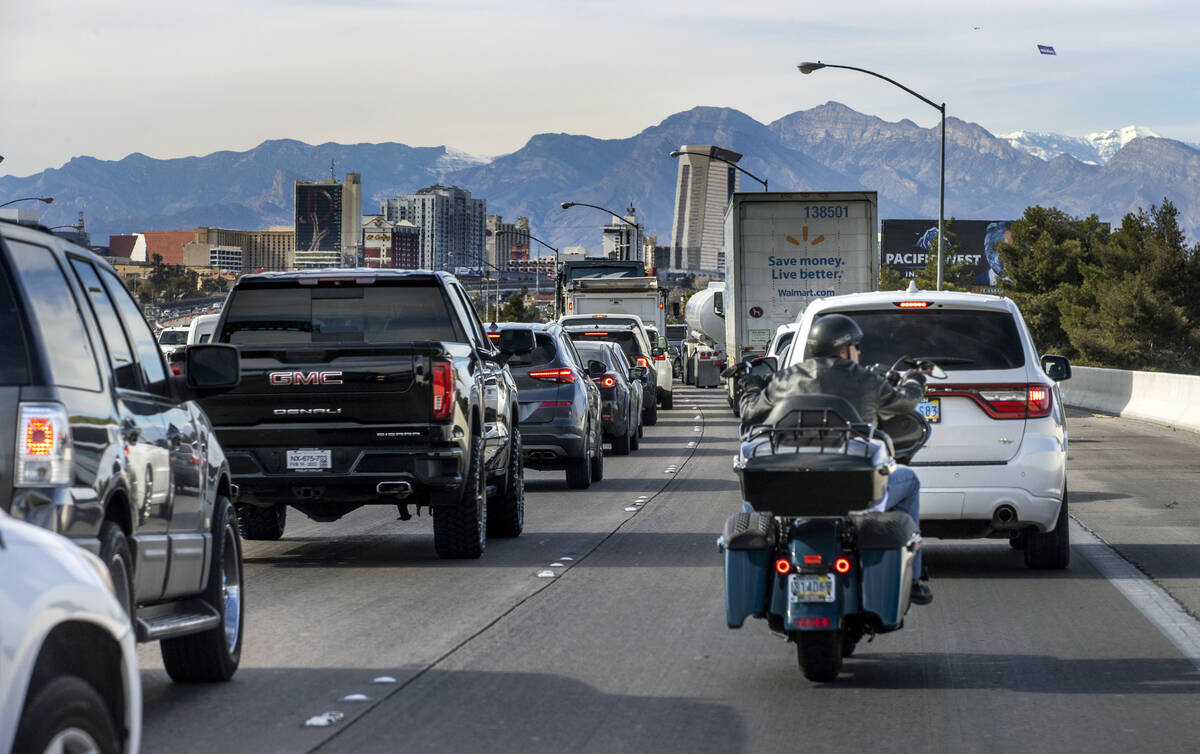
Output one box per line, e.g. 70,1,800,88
685,282,726,345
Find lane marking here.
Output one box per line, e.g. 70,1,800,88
537,570,556,578
624,506,639,512
305,711,345,727
342,694,369,702
371,676,396,684
1072,520,1200,670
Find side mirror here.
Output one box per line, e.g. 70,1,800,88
498,328,536,355
182,344,241,398
668,346,680,357
629,366,648,380
1042,354,1071,381
656,335,668,350
748,356,777,379
587,360,607,379
651,347,665,358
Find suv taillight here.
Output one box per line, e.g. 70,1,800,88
16,403,73,486
432,359,455,420
529,368,576,384
635,356,651,368
926,384,1053,420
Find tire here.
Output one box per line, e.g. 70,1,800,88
98,521,134,618
13,676,119,754
237,503,286,540
796,630,844,682
1025,489,1070,570
161,495,243,682
565,425,593,490
590,423,604,481
643,402,658,427
612,424,632,455
488,426,524,538
842,633,859,658
434,434,487,558
661,391,674,410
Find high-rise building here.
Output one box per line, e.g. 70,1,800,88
669,145,742,273
381,185,486,272
195,226,293,271
485,215,531,271
294,173,362,269
600,204,644,263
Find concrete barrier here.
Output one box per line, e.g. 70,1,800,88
1061,365,1200,434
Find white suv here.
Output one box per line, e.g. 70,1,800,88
786,288,1071,569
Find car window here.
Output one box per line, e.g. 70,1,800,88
220,282,465,344
0,257,30,385
567,330,641,361
448,283,490,349
506,333,557,368
812,309,1026,370
159,330,188,345
6,240,101,391
774,331,795,356
70,258,139,391
574,342,611,369
101,268,171,396
560,334,587,368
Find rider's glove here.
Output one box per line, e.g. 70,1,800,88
900,369,928,388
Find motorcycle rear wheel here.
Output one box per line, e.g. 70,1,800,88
796,630,844,682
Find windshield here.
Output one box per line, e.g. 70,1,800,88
159,330,188,345
807,309,1026,370
566,330,641,362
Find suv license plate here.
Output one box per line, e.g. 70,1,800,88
287,449,331,470
918,397,941,423
788,573,835,603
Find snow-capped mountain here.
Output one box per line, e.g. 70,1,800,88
434,147,493,172
998,126,1160,164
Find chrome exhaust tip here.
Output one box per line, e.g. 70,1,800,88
377,481,414,498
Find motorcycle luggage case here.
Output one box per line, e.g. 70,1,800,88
850,511,919,628
722,512,775,628
738,451,887,516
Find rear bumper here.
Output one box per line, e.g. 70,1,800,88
522,427,587,468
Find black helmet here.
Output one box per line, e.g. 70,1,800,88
806,314,863,357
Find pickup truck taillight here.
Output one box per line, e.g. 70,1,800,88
16,402,73,486
432,359,455,420
529,368,576,384
925,384,1053,420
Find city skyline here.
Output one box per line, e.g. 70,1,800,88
3,0,1197,179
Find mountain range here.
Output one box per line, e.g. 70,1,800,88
4,102,1199,252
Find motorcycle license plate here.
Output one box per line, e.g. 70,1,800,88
789,573,835,603
917,398,941,423
287,449,331,470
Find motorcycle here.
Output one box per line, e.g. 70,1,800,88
719,356,942,682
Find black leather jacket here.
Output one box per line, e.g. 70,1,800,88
739,357,925,428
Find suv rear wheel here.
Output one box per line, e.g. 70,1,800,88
1025,490,1070,570
565,426,593,490
433,434,487,558
643,402,658,427
590,422,604,481
237,503,286,540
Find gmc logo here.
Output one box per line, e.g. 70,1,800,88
268,371,343,386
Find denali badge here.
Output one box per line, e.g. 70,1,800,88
273,408,344,416
269,370,343,386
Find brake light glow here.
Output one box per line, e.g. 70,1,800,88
568,301,574,311
834,556,852,574
16,403,73,486
635,356,650,368
540,401,572,407
793,617,832,628
529,368,576,384
925,383,1054,420
895,301,933,309
658,301,664,309
653,353,665,361
774,558,792,575
487,332,501,341
803,555,822,565
584,332,609,336
431,359,455,420
600,375,616,388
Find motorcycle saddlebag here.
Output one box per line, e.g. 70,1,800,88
722,512,775,628
738,451,887,516
849,511,919,628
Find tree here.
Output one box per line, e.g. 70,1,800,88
497,294,538,322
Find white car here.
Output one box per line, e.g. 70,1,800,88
187,313,220,344
1,513,142,753
157,326,189,357
786,287,1071,569
560,313,674,409
766,322,802,363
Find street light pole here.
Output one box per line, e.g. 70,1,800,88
669,150,768,191
0,196,54,209
560,201,642,264
798,61,946,290
496,229,561,318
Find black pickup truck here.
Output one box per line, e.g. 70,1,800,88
198,269,530,558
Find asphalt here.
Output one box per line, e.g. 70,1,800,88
139,388,1200,753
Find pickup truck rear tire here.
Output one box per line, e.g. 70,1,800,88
643,402,658,426
237,503,286,541
661,392,674,410
488,427,524,538
161,495,243,682
434,435,487,558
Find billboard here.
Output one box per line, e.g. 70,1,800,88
295,184,344,253
882,219,1012,288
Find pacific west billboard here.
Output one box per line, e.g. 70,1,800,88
295,184,344,253
882,219,1012,288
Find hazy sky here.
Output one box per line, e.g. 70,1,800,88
3,0,1197,178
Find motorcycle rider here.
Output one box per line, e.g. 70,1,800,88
735,313,934,605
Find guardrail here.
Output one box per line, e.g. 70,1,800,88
1061,366,1200,434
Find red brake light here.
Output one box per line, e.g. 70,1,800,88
658,301,664,309
834,556,852,574
774,558,792,575
600,375,616,388
432,359,455,420
895,301,933,309
584,332,609,336
568,301,574,311
24,418,54,456
487,332,501,341
926,383,1054,420
528,368,576,384
653,353,665,361
635,356,650,368
803,555,822,565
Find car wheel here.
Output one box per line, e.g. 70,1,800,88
1025,489,1070,570
13,676,119,754
796,630,844,682
565,425,593,490
434,434,487,558
612,421,632,456
488,426,524,538
98,520,134,618
161,494,243,682
643,402,658,426
237,503,286,540
590,422,604,481
661,391,674,410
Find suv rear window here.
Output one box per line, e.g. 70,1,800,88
813,309,1026,370
159,330,188,346
566,330,641,362
506,333,557,368
220,283,464,345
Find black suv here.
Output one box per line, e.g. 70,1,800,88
0,219,245,682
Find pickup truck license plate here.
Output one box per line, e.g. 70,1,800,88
287,449,331,470
788,573,835,603
917,397,941,423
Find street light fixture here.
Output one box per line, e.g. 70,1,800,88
560,201,642,263
798,60,946,290
669,150,768,191
0,196,54,209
